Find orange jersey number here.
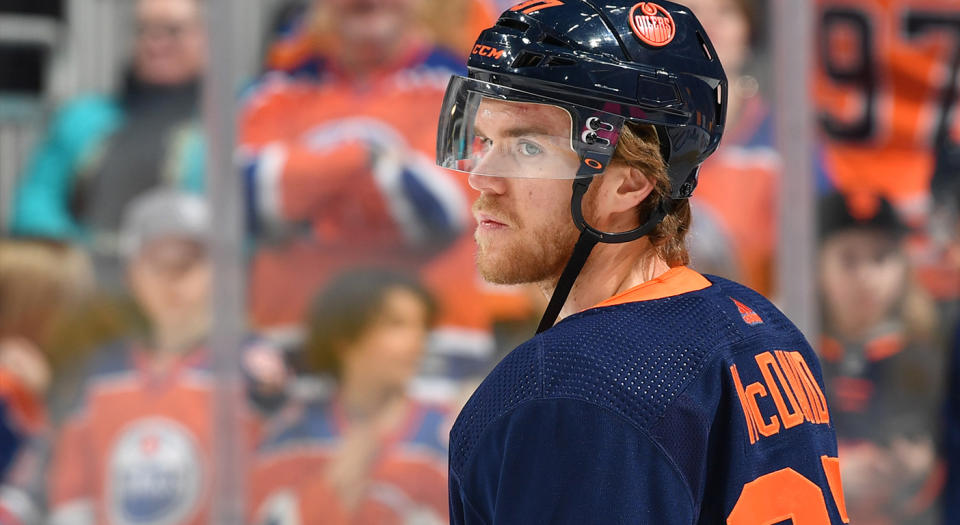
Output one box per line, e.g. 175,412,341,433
727,456,850,524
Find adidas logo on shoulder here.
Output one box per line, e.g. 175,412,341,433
730,297,763,326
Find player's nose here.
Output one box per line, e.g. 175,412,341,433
468,171,508,195
468,152,510,194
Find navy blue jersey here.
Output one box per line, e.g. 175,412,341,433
448,267,848,524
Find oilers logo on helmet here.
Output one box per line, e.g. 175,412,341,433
629,3,677,47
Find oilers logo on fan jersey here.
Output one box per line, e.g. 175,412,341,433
107,418,204,525
47,342,264,525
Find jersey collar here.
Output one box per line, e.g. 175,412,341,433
590,266,712,309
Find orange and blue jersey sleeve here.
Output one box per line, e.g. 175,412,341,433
238,79,372,227
237,76,466,244
0,370,44,480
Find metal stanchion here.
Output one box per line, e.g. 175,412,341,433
773,0,818,340
202,1,247,523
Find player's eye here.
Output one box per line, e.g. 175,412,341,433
470,136,492,159
518,141,542,157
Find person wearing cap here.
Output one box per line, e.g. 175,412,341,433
817,191,944,524
46,190,286,525
435,1,845,523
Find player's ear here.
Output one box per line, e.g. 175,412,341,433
586,164,655,232
595,164,655,214
618,166,656,208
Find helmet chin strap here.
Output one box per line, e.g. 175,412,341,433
536,178,674,334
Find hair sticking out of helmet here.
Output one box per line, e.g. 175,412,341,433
612,122,691,267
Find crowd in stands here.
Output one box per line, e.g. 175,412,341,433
0,0,956,523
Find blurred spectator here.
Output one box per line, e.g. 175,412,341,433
241,0,467,328
241,0,531,379
10,0,206,287
0,239,92,525
251,269,447,524
263,0,496,70
418,0,497,58
0,239,91,480
683,0,780,296
941,187,960,520
814,0,958,225
814,0,960,307
912,180,960,307
816,192,945,524
46,190,284,525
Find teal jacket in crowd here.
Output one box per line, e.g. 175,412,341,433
9,95,205,240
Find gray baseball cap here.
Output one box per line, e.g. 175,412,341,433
119,189,210,258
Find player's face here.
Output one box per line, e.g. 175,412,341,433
343,287,430,391
819,229,906,336
129,237,212,334
134,0,206,86
326,0,415,49
468,99,583,284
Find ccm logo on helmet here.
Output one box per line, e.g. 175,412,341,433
510,0,564,14
629,2,676,47
472,44,505,60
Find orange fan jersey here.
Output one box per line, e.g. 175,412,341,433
249,398,449,525
814,0,960,223
47,343,263,525
240,45,532,361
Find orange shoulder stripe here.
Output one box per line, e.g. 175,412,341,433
591,266,712,309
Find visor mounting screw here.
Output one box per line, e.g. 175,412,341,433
586,117,615,132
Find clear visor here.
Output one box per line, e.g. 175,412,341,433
437,76,624,179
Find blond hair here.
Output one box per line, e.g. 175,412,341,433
0,239,93,344
611,122,692,266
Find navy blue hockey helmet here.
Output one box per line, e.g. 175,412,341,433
437,0,727,199
436,0,729,333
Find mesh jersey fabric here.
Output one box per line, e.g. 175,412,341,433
448,274,846,524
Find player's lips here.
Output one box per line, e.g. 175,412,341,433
475,213,510,230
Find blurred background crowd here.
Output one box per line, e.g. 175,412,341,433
0,0,956,523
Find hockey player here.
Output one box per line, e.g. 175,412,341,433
435,1,847,522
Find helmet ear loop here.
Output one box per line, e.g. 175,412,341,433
535,178,675,334
570,178,673,244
